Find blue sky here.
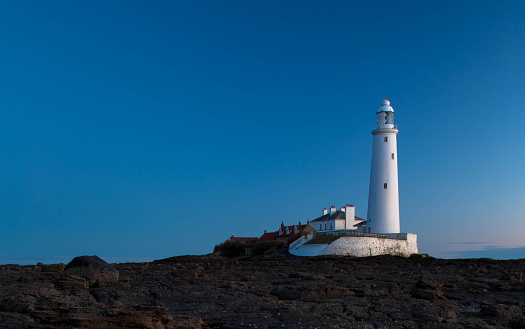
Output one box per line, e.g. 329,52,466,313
1,0,524,264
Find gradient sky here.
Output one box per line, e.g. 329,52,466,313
1,1,524,265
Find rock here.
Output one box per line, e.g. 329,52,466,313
58,275,89,290
33,304,207,328
64,255,119,286
0,295,37,313
40,264,65,273
288,272,325,280
1,255,525,328
481,304,524,326
415,277,445,290
411,276,445,299
511,317,525,329
271,284,353,300
172,269,199,282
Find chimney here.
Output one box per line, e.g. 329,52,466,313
281,221,285,228
298,220,301,225
323,208,328,215
341,206,346,213
345,204,355,222
330,206,336,215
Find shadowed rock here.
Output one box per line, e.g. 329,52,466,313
411,276,445,300
64,255,119,286
1,255,525,328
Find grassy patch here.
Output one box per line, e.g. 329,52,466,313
304,236,341,245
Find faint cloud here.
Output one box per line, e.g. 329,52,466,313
446,241,491,245
450,246,525,260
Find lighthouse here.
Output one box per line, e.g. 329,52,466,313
287,98,419,257
367,99,400,233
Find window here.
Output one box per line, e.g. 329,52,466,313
368,228,371,233
386,112,394,124
330,223,333,230
384,183,388,189
384,137,388,142
320,224,322,230
324,224,327,230
392,153,395,159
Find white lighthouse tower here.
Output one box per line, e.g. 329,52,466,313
367,99,400,233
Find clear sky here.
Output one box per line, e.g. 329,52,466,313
1,0,524,264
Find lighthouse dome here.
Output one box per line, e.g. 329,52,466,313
379,99,394,112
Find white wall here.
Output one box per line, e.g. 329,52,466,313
320,234,418,257
289,234,418,258
335,220,346,230
367,129,400,233
314,219,346,231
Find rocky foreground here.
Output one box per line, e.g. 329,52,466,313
1,254,525,329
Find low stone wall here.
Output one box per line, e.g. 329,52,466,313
289,233,418,257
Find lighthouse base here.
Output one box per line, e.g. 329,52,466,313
289,233,418,258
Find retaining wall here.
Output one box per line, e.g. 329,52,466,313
289,233,418,257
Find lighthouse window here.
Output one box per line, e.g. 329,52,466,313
384,137,388,142
384,183,388,189
386,112,394,124
391,153,395,159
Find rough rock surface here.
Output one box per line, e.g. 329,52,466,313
63,255,119,286
1,255,525,328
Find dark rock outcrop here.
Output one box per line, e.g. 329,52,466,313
1,255,525,328
63,255,119,286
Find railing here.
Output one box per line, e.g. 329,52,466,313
288,236,306,250
315,230,407,241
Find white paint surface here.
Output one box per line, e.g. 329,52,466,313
320,234,418,257
289,234,418,257
367,99,400,233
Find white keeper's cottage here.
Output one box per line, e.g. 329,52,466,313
310,205,366,232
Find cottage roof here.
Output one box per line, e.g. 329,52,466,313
259,223,312,241
310,210,346,222
310,210,366,223
353,219,367,227
259,231,279,241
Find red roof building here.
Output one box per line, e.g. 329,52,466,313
259,220,317,243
